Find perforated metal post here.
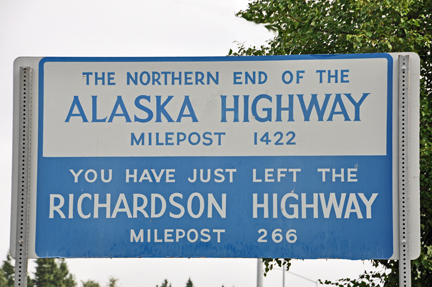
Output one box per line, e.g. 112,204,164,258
14,67,32,287
398,55,411,287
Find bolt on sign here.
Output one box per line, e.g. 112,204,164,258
11,54,420,259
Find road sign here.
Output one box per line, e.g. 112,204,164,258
11,53,420,259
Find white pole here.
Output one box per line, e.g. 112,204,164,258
257,258,263,287
282,260,285,287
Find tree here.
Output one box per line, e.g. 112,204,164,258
81,276,118,287
185,278,194,287
0,254,113,287
0,255,15,287
0,266,7,287
230,0,432,285
0,254,34,287
156,279,172,287
34,258,76,287
107,277,118,287
81,280,100,287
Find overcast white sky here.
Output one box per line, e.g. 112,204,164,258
0,0,381,286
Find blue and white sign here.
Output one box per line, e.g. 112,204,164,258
11,54,420,259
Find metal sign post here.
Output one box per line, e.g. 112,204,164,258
256,259,263,287
398,55,411,287
14,67,32,287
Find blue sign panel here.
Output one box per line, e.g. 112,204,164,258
34,54,394,259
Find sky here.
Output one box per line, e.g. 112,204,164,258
0,0,381,286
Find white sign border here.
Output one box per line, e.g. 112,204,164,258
10,53,420,260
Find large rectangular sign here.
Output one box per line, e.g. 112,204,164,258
11,54,420,259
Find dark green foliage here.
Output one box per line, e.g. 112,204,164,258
0,271,5,287
81,280,100,287
185,278,194,287
231,0,432,285
107,277,118,287
230,0,432,56
34,258,76,287
262,258,291,276
0,254,33,287
156,279,172,287
80,276,118,287
0,255,118,287
0,255,15,287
